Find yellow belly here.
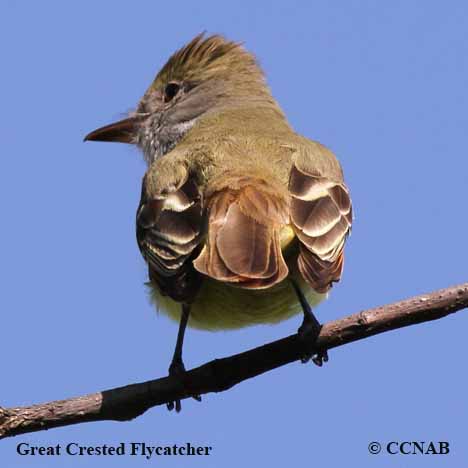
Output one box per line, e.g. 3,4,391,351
148,225,325,330
148,275,326,330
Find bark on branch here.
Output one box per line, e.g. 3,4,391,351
1,282,467,439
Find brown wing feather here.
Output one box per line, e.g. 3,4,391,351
136,174,203,302
193,178,289,289
289,164,352,292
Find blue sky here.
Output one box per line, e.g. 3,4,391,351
1,1,467,467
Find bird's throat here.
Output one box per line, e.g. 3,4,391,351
138,117,198,165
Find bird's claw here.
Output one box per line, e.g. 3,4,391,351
311,349,329,366
167,359,202,412
299,348,329,366
297,321,329,367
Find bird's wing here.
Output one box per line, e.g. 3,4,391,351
136,169,203,302
289,143,353,292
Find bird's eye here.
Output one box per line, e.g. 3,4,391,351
163,82,181,103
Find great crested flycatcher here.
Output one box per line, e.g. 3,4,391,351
85,33,353,411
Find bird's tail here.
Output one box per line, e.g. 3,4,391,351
193,176,290,289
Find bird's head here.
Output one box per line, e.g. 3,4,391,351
84,33,280,163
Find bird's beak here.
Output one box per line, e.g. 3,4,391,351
84,116,141,144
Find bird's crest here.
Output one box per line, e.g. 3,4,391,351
152,33,264,87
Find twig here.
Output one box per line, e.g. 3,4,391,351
1,282,467,439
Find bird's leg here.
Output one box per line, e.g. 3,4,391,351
290,280,329,366
167,303,201,412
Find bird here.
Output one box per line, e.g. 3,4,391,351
84,33,353,412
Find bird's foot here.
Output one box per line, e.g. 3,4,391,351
297,320,329,367
167,358,202,412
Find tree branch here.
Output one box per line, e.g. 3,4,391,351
1,282,467,439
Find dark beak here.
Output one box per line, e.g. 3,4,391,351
84,116,141,143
